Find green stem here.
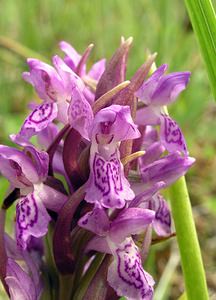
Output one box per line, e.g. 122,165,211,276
184,0,216,100
169,176,209,300
59,274,74,300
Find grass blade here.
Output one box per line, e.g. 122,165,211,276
184,0,216,100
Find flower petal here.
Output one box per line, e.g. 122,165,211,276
135,107,160,126
152,194,172,236
135,64,167,105
160,115,188,155
107,237,154,300
130,182,165,208
140,152,195,187
23,58,64,102
78,207,110,236
37,123,59,149
85,236,111,254
68,87,94,140
151,71,190,106
34,183,67,213
109,208,155,244
59,40,81,71
92,105,140,142
142,126,159,148
138,141,165,167
52,55,85,93
24,146,49,182
0,145,39,187
85,150,134,209
16,192,51,249
11,103,58,144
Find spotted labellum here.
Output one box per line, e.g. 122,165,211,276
0,38,195,300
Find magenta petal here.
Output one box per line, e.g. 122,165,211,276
12,103,58,144
88,58,106,81
135,64,168,105
10,134,32,147
78,207,110,236
23,58,64,102
135,107,160,126
24,146,49,182
59,40,81,71
140,152,195,187
85,236,111,254
37,123,59,149
83,86,95,104
160,115,188,155
139,142,165,167
152,194,172,236
107,238,154,300
16,192,51,249
52,55,85,93
142,126,159,148
0,145,39,187
130,182,165,208
68,87,94,140
92,105,140,142
109,208,155,244
151,71,190,106
56,100,69,124
85,150,134,209
34,183,67,213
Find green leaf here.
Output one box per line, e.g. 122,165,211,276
169,177,209,300
184,0,216,100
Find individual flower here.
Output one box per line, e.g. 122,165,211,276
132,145,194,237
139,151,195,188
70,102,140,208
135,65,190,155
67,86,141,208
79,207,155,300
21,55,85,128
0,145,67,248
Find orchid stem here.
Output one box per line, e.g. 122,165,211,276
169,176,209,300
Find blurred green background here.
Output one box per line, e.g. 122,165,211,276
0,0,215,299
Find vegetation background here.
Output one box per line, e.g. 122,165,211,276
0,0,215,299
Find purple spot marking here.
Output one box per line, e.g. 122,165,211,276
16,193,38,241
28,103,54,124
163,115,183,146
155,195,171,227
93,152,123,196
116,242,153,298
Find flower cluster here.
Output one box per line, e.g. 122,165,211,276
0,38,195,300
